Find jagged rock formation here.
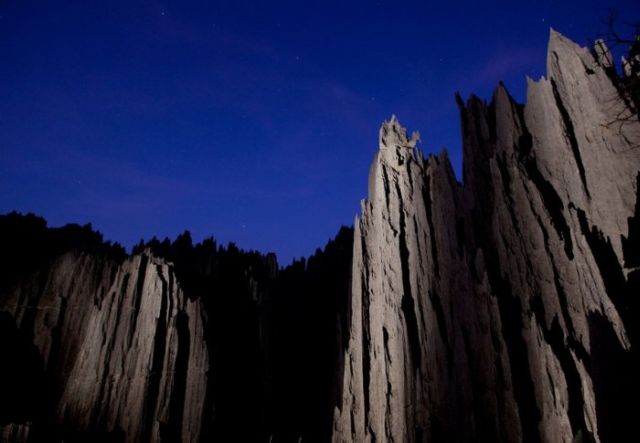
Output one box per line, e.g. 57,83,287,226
0,213,352,443
1,30,639,443
1,250,208,442
332,30,640,443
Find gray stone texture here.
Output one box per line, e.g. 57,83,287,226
1,252,207,442
332,30,640,443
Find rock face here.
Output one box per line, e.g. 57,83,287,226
0,214,352,442
332,30,640,442
1,250,208,442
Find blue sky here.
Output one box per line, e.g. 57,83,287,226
1,0,638,264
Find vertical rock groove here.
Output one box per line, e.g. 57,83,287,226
549,76,591,199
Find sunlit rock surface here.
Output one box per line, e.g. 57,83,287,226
0,215,352,443
332,30,640,442
1,251,208,443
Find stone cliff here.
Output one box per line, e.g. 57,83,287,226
332,30,640,442
1,243,207,442
0,214,352,443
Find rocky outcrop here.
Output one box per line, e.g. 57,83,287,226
332,30,640,442
0,214,352,443
1,250,208,442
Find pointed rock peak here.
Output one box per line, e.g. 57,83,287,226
455,92,487,111
492,82,516,112
439,147,449,161
548,27,572,44
493,81,510,100
548,27,582,49
455,92,465,109
379,115,420,150
547,27,583,61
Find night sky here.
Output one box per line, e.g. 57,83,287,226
1,1,638,264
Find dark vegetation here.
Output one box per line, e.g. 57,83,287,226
0,212,353,443
0,212,126,294
593,12,640,125
264,226,353,442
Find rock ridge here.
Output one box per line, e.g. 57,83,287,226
332,30,640,443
